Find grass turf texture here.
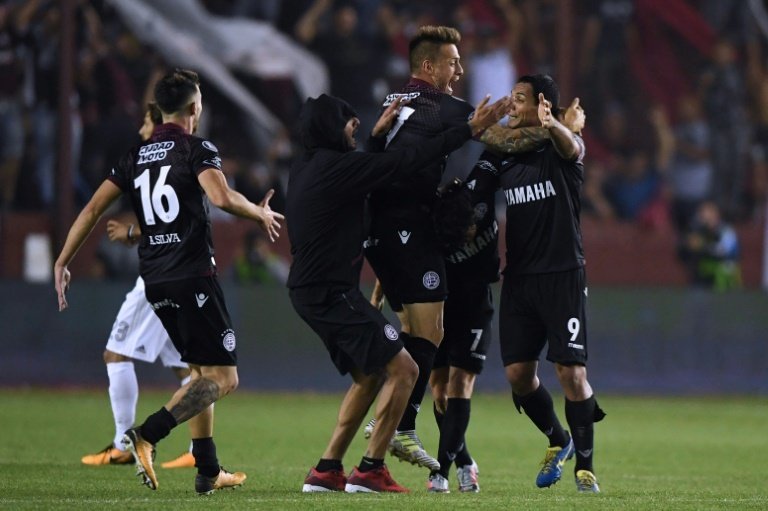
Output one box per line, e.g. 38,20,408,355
0,389,765,510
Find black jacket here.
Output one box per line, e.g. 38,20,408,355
286,94,473,289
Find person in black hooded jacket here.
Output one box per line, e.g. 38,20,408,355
288,92,509,493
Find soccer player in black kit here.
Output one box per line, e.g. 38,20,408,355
495,74,605,493
425,151,502,492
363,24,480,471
288,93,508,493
54,69,284,495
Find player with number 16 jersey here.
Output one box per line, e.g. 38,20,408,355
108,124,223,284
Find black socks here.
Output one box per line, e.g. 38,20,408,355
514,384,569,447
566,395,601,473
357,456,384,472
316,458,343,472
436,398,472,476
192,437,220,477
398,334,437,431
138,407,177,445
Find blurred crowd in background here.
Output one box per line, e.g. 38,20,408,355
1,0,764,289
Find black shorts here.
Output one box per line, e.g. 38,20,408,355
436,281,493,374
498,268,588,366
289,286,404,376
365,209,447,305
144,276,237,367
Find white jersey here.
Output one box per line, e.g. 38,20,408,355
105,277,186,368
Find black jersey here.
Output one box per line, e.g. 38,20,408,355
445,151,502,285
287,94,472,290
499,136,586,275
108,123,222,284
368,78,475,211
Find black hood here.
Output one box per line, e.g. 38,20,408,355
299,94,358,153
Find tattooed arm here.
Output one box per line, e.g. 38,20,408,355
479,124,550,154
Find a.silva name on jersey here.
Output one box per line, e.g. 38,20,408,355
137,141,175,165
504,180,556,205
148,233,181,245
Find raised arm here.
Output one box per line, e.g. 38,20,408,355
198,169,284,242
538,93,581,160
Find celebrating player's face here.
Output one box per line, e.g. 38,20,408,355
506,82,539,129
430,44,463,95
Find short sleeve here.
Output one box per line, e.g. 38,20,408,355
190,138,222,175
106,149,135,191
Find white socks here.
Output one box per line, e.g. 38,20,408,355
107,361,138,449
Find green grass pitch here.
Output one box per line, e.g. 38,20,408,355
1,389,765,510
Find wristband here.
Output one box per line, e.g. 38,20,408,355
127,224,135,242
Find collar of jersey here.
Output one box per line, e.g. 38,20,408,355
152,123,188,138
407,77,442,92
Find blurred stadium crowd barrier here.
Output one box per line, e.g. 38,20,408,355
1,281,766,394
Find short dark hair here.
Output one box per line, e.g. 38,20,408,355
408,25,461,73
146,102,163,125
154,68,200,115
517,74,559,112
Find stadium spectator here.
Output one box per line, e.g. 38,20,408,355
678,200,742,291
577,0,636,120
53,68,284,494
604,147,665,224
0,1,34,212
294,0,390,133
289,92,509,493
495,74,605,493
700,37,750,221
656,95,714,233
747,77,768,220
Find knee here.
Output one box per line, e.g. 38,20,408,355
390,355,418,388
430,383,448,413
555,364,589,396
505,364,536,395
214,371,239,397
103,350,129,364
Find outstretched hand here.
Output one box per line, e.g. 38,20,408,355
257,189,286,242
538,92,558,129
469,94,512,137
371,96,410,138
563,97,585,134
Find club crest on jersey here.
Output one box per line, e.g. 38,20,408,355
137,141,175,164
384,324,399,341
422,271,440,290
503,180,556,205
221,329,236,352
